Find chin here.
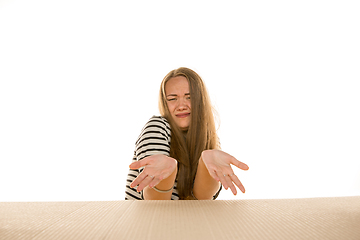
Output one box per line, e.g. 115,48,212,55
180,127,189,131
179,124,189,131
173,119,190,131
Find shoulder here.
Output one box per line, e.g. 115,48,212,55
142,115,171,136
136,116,171,144
146,116,171,130
135,116,172,160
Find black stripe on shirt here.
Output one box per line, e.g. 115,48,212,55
125,191,142,200
127,174,137,179
136,136,169,147
135,118,171,145
147,117,171,132
137,130,169,142
136,141,169,150
136,148,170,159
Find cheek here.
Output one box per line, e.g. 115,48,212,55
167,102,175,113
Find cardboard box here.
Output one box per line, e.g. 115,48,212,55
1,196,359,239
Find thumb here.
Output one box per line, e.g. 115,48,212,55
230,157,249,171
129,158,150,169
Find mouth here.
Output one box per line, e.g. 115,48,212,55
176,113,190,118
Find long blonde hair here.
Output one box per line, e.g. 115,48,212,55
159,67,219,199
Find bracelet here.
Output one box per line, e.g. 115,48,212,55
153,185,174,193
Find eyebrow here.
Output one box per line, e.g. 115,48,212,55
166,93,190,97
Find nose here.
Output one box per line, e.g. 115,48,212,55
177,98,188,111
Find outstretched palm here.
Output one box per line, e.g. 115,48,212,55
129,155,177,192
202,149,249,195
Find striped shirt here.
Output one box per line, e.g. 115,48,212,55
125,115,221,200
125,116,180,200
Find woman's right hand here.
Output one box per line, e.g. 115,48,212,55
129,155,177,192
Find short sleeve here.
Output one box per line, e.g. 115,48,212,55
125,116,172,200
135,116,171,161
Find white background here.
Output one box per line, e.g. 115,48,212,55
0,0,359,201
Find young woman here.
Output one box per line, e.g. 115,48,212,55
125,67,249,200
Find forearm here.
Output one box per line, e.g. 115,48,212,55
193,150,221,200
143,166,177,200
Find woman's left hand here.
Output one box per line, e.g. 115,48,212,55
201,149,249,195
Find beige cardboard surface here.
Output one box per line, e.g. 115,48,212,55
1,196,359,240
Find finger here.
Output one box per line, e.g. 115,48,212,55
217,172,229,190
224,174,237,195
207,169,220,182
230,157,249,171
130,171,149,188
158,169,172,181
129,157,153,170
148,176,162,188
129,161,142,170
148,167,175,188
230,174,246,193
137,175,154,192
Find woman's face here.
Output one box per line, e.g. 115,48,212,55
165,76,191,131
